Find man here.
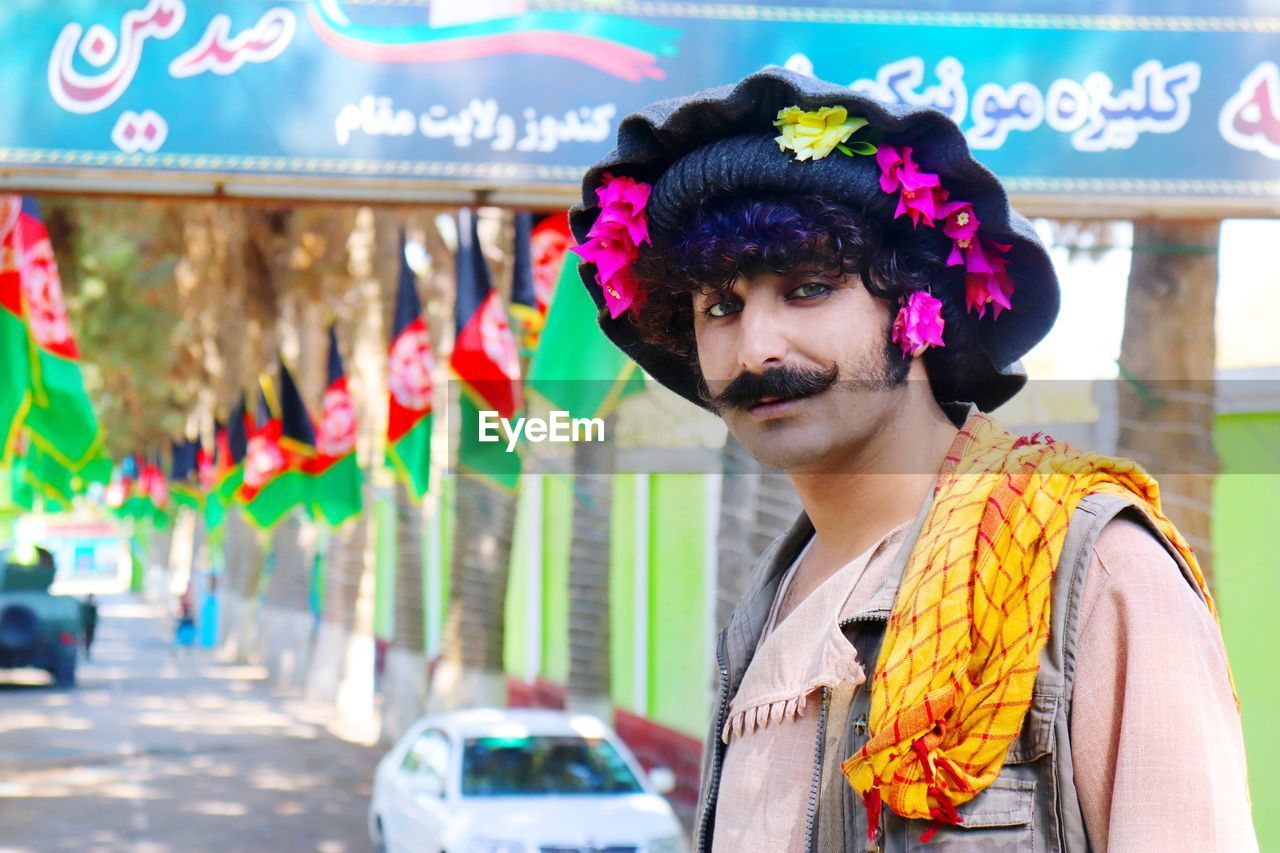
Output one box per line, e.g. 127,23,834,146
568,68,1256,851
81,593,98,661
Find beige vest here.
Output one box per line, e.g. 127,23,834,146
695,408,1208,852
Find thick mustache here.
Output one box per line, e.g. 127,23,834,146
702,363,841,411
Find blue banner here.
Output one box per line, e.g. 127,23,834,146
1,0,1278,210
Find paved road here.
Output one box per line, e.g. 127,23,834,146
0,596,381,853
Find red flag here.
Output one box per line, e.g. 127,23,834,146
449,208,521,418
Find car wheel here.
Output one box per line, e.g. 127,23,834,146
51,644,76,689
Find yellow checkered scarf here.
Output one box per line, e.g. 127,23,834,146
841,412,1222,834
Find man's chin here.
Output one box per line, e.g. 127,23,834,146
726,416,841,473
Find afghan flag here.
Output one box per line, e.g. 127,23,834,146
149,456,172,527
107,454,141,520
206,406,248,534
308,325,363,525
10,433,74,512
7,198,102,471
239,364,315,530
79,449,113,490
133,454,171,527
385,233,435,500
526,235,646,422
0,198,31,464
450,208,523,493
529,211,574,317
507,212,545,363
170,438,204,510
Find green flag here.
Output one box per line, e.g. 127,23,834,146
208,405,249,533
9,199,102,470
526,254,646,419
0,199,30,465
11,440,74,511
308,325,363,525
385,234,435,501
450,209,524,494
240,364,315,530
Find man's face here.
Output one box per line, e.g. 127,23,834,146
692,267,912,473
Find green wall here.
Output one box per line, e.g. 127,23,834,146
437,474,453,624
646,474,709,738
504,475,537,676
499,470,710,740
1213,413,1280,849
373,489,395,640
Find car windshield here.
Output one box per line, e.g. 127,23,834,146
461,735,644,796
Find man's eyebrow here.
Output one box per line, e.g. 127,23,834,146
782,265,843,281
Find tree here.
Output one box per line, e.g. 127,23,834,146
566,414,617,718
382,480,427,740
305,207,396,738
430,471,518,710
1116,219,1220,583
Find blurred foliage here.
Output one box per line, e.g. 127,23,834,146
39,198,364,460
44,199,190,458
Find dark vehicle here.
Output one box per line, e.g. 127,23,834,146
0,546,80,688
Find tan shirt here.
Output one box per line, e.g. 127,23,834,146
712,517,1258,852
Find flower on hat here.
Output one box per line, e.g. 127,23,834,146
892,290,946,358
571,172,652,320
595,175,651,248
876,144,945,229
573,225,634,286
773,105,876,162
961,240,1015,320
937,198,981,265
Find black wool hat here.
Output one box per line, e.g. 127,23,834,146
568,66,1060,413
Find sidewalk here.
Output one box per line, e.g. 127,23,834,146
0,595,382,852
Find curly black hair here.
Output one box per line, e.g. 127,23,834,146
627,193,993,407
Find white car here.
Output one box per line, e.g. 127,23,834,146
369,707,688,853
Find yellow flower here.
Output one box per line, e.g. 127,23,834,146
773,105,869,161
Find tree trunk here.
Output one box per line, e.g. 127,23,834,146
260,513,317,687
1116,219,1220,584
303,207,397,740
428,472,518,711
219,508,264,663
566,415,616,719
382,481,429,740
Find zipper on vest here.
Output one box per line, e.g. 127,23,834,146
839,612,887,852
804,686,832,852
697,628,732,853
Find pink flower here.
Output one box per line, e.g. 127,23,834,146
571,221,636,284
877,144,944,229
569,172,652,320
892,290,946,358
937,199,981,265
570,228,643,319
963,240,1015,320
594,173,651,248
599,264,643,319
876,145,905,194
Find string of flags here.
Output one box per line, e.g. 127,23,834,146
3,204,648,530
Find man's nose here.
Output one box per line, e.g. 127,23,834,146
736,299,790,373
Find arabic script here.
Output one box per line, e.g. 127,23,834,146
1219,62,1280,161
334,96,617,153
846,56,1201,152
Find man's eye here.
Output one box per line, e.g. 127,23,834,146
705,300,740,318
791,282,832,299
